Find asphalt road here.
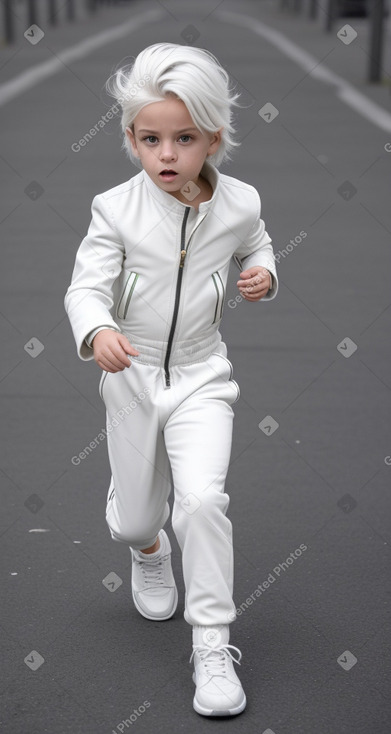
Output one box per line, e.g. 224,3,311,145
1,1,391,732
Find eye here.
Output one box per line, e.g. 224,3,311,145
141,134,194,144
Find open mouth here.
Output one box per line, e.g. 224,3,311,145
159,169,178,179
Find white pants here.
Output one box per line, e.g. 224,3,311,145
99,342,240,627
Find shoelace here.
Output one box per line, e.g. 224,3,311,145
134,552,170,587
189,644,242,676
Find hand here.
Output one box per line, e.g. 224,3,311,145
92,329,140,372
237,266,272,302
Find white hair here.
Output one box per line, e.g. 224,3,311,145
104,42,243,168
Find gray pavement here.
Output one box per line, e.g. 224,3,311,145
1,1,391,732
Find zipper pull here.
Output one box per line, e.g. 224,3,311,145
180,249,187,268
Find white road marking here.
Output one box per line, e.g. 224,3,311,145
217,10,391,134
0,8,163,107
28,528,51,532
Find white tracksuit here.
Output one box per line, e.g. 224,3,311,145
64,159,278,626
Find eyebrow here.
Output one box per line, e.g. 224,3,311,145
138,128,199,134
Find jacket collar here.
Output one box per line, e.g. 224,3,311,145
141,159,220,213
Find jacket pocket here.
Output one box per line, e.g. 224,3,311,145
211,271,225,324
98,370,109,401
116,271,139,320
209,351,240,404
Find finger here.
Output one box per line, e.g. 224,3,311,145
126,346,140,356
238,281,265,294
97,359,121,373
99,349,131,371
239,282,259,291
238,268,270,285
119,337,139,356
237,270,254,282
98,357,128,373
112,347,134,368
245,280,267,292
115,339,140,361
244,292,268,302
239,274,268,290
241,285,269,300
99,363,122,373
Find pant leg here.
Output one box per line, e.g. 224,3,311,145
101,362,172,550
163,352,240,626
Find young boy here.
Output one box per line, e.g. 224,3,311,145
64,42,278,717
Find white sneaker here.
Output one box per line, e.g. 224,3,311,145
189,626,246,716
130,529,178,621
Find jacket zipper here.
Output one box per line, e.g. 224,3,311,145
163,206,208,387
164,207,191,387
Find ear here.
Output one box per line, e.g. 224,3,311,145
125,126,140,158
207,127,223,156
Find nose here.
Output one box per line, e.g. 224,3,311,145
159,139,177,162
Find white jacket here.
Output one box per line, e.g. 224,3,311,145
64,160,278,387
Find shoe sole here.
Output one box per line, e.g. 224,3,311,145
192,673,246,716
192,694,247,717
132,585,178,621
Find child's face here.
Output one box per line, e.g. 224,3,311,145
126,96,222,203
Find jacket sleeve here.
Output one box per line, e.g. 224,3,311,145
64,194,124,360
233,190,278,300
85,325,119,348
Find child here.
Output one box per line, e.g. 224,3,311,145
64,42,278,717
